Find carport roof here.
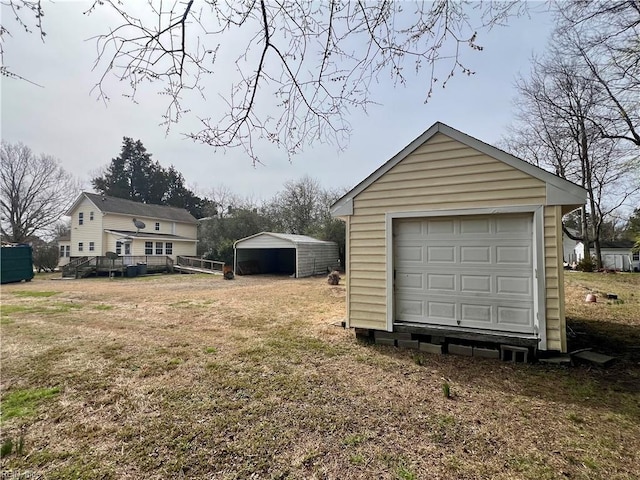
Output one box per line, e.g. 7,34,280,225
234,232,335,248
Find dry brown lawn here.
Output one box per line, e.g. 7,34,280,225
1,272,639,479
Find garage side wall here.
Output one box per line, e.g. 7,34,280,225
544,205,566,352
347,133,565,350
297,242,339,278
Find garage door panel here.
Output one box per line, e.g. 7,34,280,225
396,244,424,262
461,275,492,293
427,273,456,291
497,305,532,327
496,215,532,234
427,246,456,263
396,220,423,235
497,275,531,295
396,272,424,289
461,304,493,323
460,246,491,263
427,301,457,321
396,297,424,317
427,219,455,235
394,214,535,334
496,245,531,264
460,217,491,234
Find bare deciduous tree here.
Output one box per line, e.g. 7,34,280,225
0,141,80,243
554,0,640,147
504,46,639,268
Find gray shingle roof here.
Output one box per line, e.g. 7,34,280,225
81,193,197,224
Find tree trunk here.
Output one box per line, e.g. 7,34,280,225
580,205,591,262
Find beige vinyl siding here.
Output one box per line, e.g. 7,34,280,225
170,241,198,259
175,223,197,238
544,206,566,352
103,213,149,232
347,133,550,335
103,214,194,236
70,197,104,256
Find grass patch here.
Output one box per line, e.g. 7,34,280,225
93,304,113,310
343,433,367,447
10,291,58,298
0,274,638,479
396,464,417,480
1,387,60,422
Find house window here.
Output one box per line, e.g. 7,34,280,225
78,212,84,225
145,241,153,255
155,242,163,255
165,242,173,255
124,243,131,255
116,241,122,255
155,222,160,231
89,242,95,252
633,252,639,261
90,211,94,221
60,246,65,257
78,242,84,252
65,246,70,257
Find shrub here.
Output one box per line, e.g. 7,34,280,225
576,256,595,272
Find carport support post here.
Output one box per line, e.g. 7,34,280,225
233,247,237,277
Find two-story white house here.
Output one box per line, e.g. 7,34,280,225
66,192,197,262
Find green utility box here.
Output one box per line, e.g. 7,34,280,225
1,245,35,284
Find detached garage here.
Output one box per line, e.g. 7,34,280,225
234,232,339,278
331,122,587,353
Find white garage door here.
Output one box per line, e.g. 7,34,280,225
394,214,535,334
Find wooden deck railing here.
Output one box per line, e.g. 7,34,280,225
62,255,174,278
176,256,225,273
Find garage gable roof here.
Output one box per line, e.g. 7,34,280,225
331,122,587,216
234,232,335,248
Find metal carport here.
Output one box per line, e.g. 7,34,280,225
233,232,339,278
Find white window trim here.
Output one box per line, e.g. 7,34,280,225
384,205,547,350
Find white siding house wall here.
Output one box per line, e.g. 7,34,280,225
70,197,104,257
67,194,198,263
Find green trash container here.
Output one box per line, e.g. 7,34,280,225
137,263,147,275
126,265,138,277
1,245,34,284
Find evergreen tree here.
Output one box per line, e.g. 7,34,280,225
92,138,208,218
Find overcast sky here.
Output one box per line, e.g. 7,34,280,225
1,1,554,202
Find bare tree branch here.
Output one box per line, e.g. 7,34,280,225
1,142,81,243
81,0,528,164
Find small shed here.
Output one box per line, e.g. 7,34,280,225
331,122,588,353
575,240,639,271
234,232,339,278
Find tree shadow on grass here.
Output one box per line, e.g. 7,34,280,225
364,324,640,420
566,316,640,395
